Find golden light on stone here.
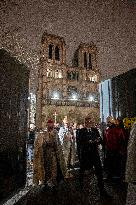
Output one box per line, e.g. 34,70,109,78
36,32,101,128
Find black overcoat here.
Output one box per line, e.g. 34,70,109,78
77,127,101,170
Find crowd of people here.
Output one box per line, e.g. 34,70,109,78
31,115,136,200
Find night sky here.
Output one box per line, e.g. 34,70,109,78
0,0,136,92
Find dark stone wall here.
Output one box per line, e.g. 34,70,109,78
111,68,136,119
0,49,29,202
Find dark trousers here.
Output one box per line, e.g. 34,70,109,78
56,161,64,183
104,150,122,178
79,153,104,191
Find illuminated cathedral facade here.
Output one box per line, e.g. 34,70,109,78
36,32,101,128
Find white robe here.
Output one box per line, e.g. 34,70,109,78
58,126,75,167
33,130,66,185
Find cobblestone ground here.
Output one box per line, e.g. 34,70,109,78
126,183,136,205
15,169,128,205
11,146,130,205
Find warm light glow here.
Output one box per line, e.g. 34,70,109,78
88,75,98,82
92,75,97,82
88,95,94,101
58,71,63,78
71,94,78,100
47,68,63,78
52,92,59,99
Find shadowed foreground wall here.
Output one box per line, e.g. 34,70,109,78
112,68,136,119
0,49,29,202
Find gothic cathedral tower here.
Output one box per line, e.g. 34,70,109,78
36,32,100,129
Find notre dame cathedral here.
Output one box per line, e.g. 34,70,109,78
36,32,101,128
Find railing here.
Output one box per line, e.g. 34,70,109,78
43,98,99,108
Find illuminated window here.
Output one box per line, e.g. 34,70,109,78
55,70,59,78
86,92,95,101
86,74,98,82
55,70,63,78
47,68,52,77
58,70,63,78
91,75,97,82
88,95,94,101
52,91,59,99
67,86,78,100
47,68,63,78
51,90,62,99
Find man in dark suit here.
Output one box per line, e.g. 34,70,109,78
78,117,111,198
